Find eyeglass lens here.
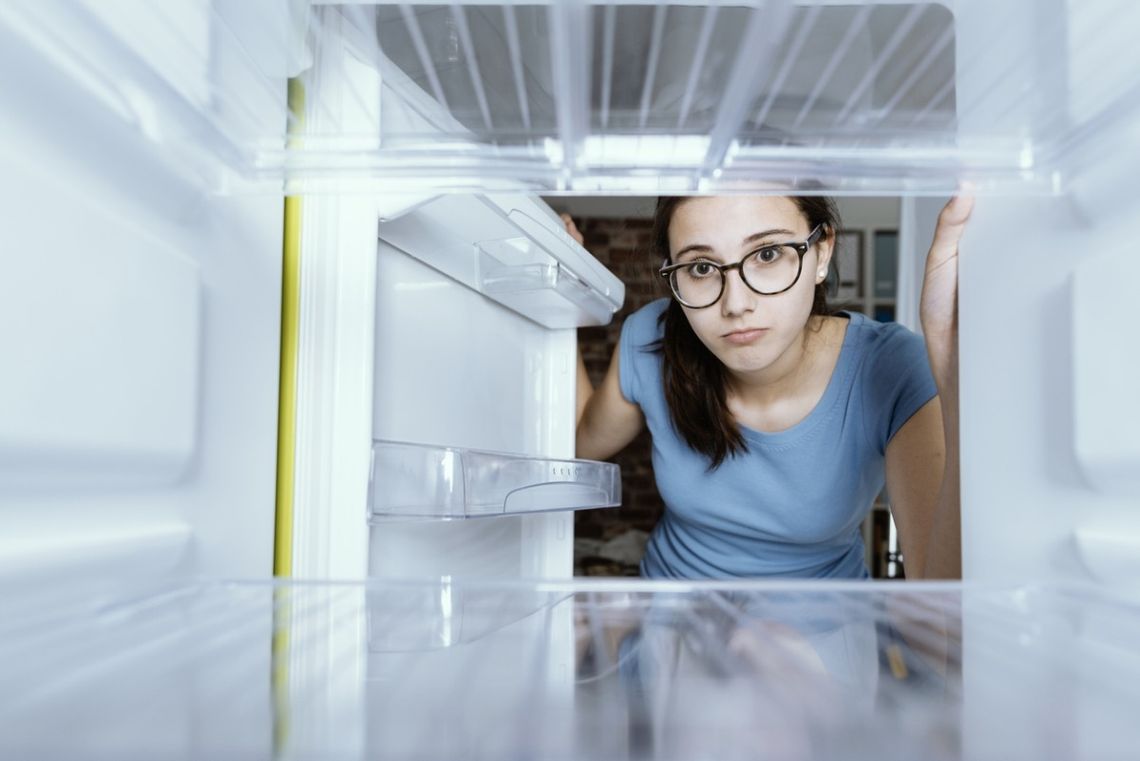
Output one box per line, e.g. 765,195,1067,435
669,245,802,307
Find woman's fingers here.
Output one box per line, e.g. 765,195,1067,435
926,193,975,270
920,192,975,376
560,212,585,245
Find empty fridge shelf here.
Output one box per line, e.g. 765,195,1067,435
9,1,1140,194
369,439,621,520
5,579,1140,759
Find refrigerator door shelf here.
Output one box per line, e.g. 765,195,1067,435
368,439,621,521
477,239,618,329
476,196,624,328
380,193,624,329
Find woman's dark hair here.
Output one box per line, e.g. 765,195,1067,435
650,195,842,469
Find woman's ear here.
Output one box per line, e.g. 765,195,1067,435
814,227,836,284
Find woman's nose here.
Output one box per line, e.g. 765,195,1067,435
720,266,755,316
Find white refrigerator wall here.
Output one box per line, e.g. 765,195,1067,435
0,6,285,582
954,0,1140,584
959,196,1140,584
370,239,579,579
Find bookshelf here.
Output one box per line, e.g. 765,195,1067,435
833,200,904,578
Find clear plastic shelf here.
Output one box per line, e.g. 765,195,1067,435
9,1,1140,194
470,199,624,329
378,193,624,329
368,439,621,521
477,237,618,329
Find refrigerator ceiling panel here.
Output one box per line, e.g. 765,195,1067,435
6,1,1140,194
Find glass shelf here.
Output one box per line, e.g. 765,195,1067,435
369,439,621,520
3,579,1140,759
6,1,1140,195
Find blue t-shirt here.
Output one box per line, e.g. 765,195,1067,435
619,298,937,580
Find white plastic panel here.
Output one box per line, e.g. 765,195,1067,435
0,0,286,581
7,1,1140,194
1071,244,1140,496
370,440,620,519
0,173,200,491
1074,525,1140,585
0,0,295,192
4,579,1140,759
959,192,1140,584
953,0,1140,583
75,0,215,109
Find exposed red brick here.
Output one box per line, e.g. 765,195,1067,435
575,214,666,549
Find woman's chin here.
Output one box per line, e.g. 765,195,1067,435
713,346,780,377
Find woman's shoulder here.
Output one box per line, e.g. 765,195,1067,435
617,298,670,407
842,313,931,382
621,297,670,348
837,311,919,348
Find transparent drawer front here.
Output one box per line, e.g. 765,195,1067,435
369,439,621,520
477,236,619,329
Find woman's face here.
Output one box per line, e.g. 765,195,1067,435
667,196,833,378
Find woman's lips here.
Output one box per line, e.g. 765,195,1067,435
722,328,769,345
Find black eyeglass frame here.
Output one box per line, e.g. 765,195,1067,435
658,224,825,308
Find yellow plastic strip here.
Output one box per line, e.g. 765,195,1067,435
273,77,306,578
273,77,306,756
271,585,294,753
274,194,301,577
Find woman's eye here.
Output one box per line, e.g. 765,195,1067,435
754,247,781,264
688,261,717,278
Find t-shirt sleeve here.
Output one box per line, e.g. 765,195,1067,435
861,323,938,453
617,300,665,406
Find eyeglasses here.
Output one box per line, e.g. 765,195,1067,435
659,225,824,309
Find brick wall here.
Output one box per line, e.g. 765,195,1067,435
574,216,668,545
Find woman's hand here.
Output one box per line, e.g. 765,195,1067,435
560,212,585,246
912,191,973,580
919,193,974,386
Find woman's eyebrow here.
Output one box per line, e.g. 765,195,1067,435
674,227,797,260
741,228,796,246
673,243,716,260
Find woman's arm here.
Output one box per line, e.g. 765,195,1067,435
886,194,973,580
561,212,646,460
576,349,593,426
884,397,949,579
577,342,645,461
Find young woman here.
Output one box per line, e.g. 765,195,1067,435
570,194,973,581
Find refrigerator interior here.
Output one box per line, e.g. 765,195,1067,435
3,0,1140,757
